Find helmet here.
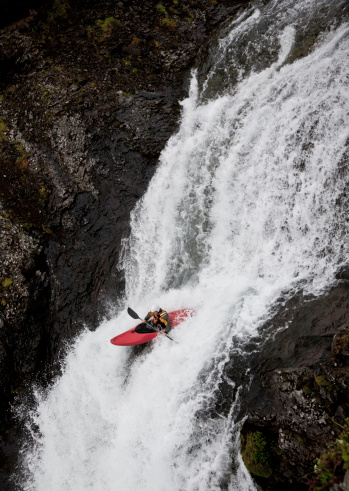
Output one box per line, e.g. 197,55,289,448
150,304,160,312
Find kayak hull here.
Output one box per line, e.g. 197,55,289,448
110,309,194,346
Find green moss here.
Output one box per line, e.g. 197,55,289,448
14,142,29,166
162,17,177,28
156,4,177,29
89,16,122,42
241,431,272,478
0,116,6,134
185,11,195,22
2,278,13,288
0,115,8,149
156,4,167,15
42,224,53,234
39,186,48,199
97,16,121,32
302,385,314,395
315,375,333,392
309,419,349,490
21,222,34,231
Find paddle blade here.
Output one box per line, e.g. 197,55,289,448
127,307,141,320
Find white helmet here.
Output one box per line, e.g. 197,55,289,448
150,304,160,312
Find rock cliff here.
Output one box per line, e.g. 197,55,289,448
237,274,349,489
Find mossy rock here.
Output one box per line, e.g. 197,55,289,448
241,431,272,478
332,328,349,357
308,419,349,488
315,375,333,391
302,384,314,395
2,278,13,288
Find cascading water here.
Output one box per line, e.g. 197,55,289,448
19,0,349,489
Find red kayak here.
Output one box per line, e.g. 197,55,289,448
110,309,194,346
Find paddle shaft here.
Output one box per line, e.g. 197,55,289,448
127,307,177,343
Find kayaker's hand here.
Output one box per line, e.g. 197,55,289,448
161,331,166,336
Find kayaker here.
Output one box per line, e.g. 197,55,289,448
142,305,172,336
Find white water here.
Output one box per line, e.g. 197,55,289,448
20,0,349,490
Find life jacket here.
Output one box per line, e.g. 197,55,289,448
149,309,168,329
154,309,167,327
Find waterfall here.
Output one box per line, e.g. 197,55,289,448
20,0,349,489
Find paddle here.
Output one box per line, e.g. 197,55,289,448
127,307,177,343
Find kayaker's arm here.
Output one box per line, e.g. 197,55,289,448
142,311,154,323
143,308,172,335
158,312,172,334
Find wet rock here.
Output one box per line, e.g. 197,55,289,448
236,281,349,489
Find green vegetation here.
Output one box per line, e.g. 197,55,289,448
302,384,314,396
309,419,349,490
14,142,29,167
315,375,333,392
42,224,53,234
156,4,177,29
39,186,48,206
2,278,13,288
97,17,121,34
0,115,6,136
39,186,48,199
156,4,167,15
241,431,272,478
0,115,9,153
89,16,122,42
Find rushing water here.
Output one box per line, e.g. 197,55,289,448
20,0,349,489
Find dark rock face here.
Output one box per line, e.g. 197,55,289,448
238,280,349,489
0,0,48,29
0,0,249,488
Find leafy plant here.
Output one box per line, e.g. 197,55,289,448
241,431,272,478
308,419,349,490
